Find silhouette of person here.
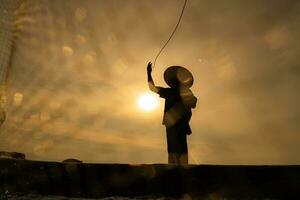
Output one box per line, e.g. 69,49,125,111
147,62,197,164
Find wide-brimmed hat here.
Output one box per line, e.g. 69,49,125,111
164,66,194,88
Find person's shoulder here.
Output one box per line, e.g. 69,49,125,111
157,87,172,98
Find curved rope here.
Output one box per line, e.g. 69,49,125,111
153,0,188,68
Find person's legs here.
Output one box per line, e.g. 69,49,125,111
169,153,188,164
179,153,188,164
168,153,178,164
166,126,189,165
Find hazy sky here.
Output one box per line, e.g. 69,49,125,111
0,0,300,164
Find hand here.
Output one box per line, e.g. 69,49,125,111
147,62,152,74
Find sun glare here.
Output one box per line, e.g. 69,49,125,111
138,93,159,112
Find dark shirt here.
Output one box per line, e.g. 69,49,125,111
157,87,197,129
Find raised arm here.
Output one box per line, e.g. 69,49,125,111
147,62,159,93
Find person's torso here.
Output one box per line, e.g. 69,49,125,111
162,88,192,127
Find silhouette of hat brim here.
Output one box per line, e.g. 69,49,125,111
164,66,194,88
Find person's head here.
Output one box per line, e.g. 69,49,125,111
164,66,194,88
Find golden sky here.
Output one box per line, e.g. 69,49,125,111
0,0,300,164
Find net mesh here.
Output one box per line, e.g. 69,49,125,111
2,0,300,165
0,0,175,163
0,0,20,125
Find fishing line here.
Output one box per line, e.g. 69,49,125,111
153,0,188,68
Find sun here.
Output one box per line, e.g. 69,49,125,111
138,93,159,112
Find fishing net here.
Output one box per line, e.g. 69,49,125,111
0,0,19,125
0,0,180,163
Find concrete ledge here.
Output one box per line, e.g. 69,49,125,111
0,151,25,160
1,158,300,199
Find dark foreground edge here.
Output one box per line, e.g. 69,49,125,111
1,158,300,199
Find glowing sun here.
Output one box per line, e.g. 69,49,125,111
138,93,159,112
